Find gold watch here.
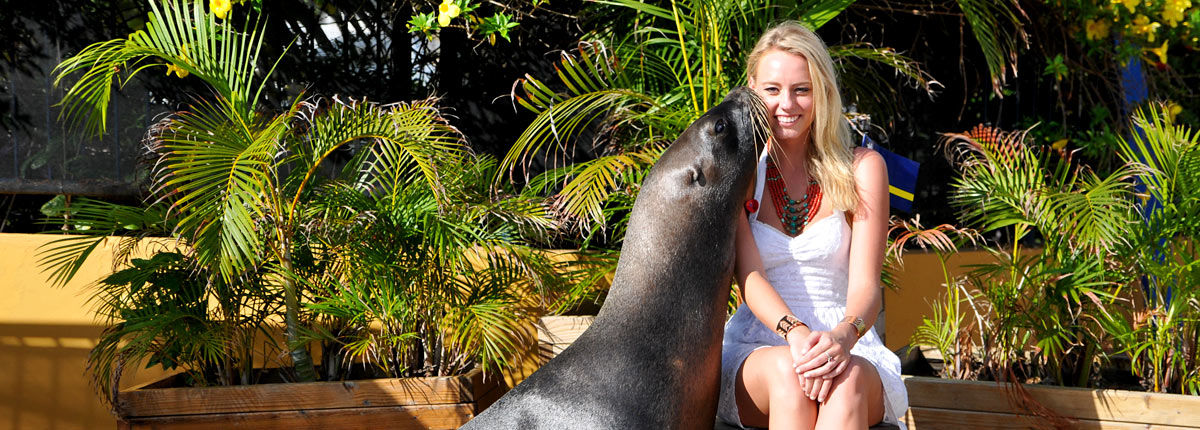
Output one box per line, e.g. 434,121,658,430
841,315,867,339
775,314,807,338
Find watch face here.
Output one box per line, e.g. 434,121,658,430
842,316,865,337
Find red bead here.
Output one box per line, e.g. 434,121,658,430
745,199,759,213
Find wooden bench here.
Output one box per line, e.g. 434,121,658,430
715,420,900,429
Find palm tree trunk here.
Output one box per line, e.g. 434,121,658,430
282,245,318,382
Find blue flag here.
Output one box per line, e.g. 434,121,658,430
863,136,919,213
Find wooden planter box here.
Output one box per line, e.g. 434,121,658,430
115,368,504,429
536,315,595,363
903,375,1200,429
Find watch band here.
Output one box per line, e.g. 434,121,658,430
775,314,807,338
840,315,867,339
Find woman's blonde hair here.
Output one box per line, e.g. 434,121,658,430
746,21,857,212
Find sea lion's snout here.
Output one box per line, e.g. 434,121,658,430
721,86,769,157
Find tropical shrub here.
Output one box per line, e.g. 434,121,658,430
911,102,1200,397
42,0,573,407
936,124,1140,387
890,216,984,380
1105,103,1200,394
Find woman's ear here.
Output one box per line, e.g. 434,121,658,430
747,77,756,88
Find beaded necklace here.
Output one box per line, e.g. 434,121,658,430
765,161,823,236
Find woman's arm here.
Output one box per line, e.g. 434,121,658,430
792,148,888,387
734,214,813,344
837,147,889,341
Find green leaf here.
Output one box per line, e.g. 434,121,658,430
480,13,519,42
408,12,436,33
799,0,857,30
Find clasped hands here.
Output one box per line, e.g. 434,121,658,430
785,326,855,403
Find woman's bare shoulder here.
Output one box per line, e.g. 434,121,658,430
850,147,886,183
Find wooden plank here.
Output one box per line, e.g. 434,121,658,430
905,376,1200,427
469,369,507,413
119,370,484,418
537,316,595,362
904,407,1200,430
537,316,594,345
124,404,473,430
475,381,506,414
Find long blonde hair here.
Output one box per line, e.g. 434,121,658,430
746,21,857,212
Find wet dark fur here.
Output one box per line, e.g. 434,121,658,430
461,87,767,430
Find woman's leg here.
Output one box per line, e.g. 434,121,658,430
735,346,819,429
813,355,885,430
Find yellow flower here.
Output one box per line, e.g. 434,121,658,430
1085,19,1112,40
211,0,231,20
1147,40,1169,64
438,0,461,27
1051,138,1069,150
440,0,461,18
1162,0,1191,27
1166,101,1183,123
165,63,189,79
1121,0,1140,13
1132,14,1162,42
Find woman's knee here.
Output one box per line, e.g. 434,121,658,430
760,349,803,394
828,356,879,399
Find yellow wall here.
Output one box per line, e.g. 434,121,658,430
0,233,169,430
882,248,1002,352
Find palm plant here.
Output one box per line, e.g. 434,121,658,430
300,153,589,378
1106,103,1200,394
41,0,561,403
942,125,1140,387
890,215,984,379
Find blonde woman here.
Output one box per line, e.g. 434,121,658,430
718,21,908,429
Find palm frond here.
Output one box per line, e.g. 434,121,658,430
1120,103,1200,206
955,0,1028,94
1043,167,1138,254
799,0,858,29
149,95,282,281
832,42,940,123
296,97,464,211
37,199,172,288
553,151,659,231
53,0,281,135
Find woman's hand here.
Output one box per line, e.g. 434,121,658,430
789,328,855,402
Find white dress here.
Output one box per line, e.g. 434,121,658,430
717,151,909,429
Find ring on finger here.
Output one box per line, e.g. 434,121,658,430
824,351,834,363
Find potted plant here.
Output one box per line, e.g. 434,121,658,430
42,1,582,427
897,104,1200,429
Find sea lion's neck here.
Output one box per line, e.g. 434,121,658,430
596,221,736,336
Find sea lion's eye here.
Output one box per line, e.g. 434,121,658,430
714,119,726,134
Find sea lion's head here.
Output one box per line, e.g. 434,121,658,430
619,86,768,275
630,86,768,234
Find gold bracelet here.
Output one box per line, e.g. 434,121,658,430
775,314,808,338
840,315,867,339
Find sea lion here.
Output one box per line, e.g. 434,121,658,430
462,87,768,429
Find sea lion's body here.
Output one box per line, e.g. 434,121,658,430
462,87,766,429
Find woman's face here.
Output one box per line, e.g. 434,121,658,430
749,49,815,147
